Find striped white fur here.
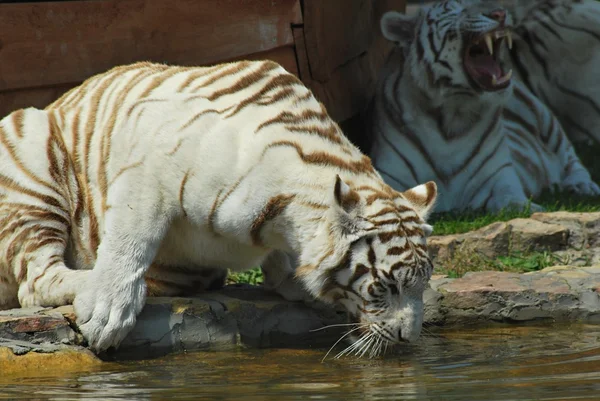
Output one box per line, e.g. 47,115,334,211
0,61,437,356
489,0,600,145
368,0,599,212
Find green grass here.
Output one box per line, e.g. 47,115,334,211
227,267,264,286
430,190,600,236
433,248,567,278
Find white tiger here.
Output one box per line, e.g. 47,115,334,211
0,61,438,356
368,0,599,213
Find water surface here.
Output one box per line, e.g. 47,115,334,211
3,323,600,400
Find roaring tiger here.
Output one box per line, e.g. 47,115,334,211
368,0,599,213
488,0,600,146
0,61,437,356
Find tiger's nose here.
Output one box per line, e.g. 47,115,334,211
397,328,409,343
489,9,506,23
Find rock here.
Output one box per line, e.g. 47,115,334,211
0,340,100,375
435,266,600,324
428,215,570,264
0,307,80,345
428,212,600,273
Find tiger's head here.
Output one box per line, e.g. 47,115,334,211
297,176,437,357
382,0,514,95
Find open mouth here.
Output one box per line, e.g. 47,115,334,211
464,28,513,91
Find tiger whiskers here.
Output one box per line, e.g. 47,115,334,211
321,324,368,363
310,323,367,332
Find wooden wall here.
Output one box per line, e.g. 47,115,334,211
0,0,406,149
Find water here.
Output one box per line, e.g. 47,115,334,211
2,323,600,400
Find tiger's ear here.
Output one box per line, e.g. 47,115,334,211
333,175,374,237
381,11,417,44
334,175,361,215
401,181,438,220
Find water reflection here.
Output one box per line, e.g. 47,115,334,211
2,323,600,400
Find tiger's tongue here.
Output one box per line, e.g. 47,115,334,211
470,54,502,77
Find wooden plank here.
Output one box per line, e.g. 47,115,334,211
303,0,372,82
296,0,405,123
292,27,311,82
0,84,76,119
0,0,302,91
222,45,299,78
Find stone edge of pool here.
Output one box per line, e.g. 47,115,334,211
2,264,600,367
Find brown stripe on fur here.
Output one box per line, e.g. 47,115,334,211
107,159,146,188
176,64,229,92
226,74,303,117
46,114,70,191
191,61,253,91
367,239,376,266
82,69,123,183
30,255,63,289
256,87,296,106
126,98,168,118
137,65,188,99
250,194,295,246
297,200,329,210
179,106,233,131
11,109,25,138
319,249,352,298
292,91,314,106
0,204,70,229
378,230,401,244
207,61,280,101
0,126,61,195
387,245,409,256
263,140,375,174
207,188,224,234
98,69,156,213
0,173,63,210
166,138,185,156
179,170,192,216
348,263,370,286
255,109,329,134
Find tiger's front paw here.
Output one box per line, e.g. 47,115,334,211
73,274,146,353
565,180,600,196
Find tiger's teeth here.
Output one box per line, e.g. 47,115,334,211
506,31,513,49
492,69,513,86
484,34,494,55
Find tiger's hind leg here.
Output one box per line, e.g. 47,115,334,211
16,240,90,309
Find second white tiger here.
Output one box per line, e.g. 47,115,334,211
369,0,599,212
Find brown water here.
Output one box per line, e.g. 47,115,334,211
2,323,600,401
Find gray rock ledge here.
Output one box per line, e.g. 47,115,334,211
2,265,600,364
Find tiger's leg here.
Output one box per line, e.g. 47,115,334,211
17,244,89,308
261,250,313,302
552,124,600,195
73,184,173,352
